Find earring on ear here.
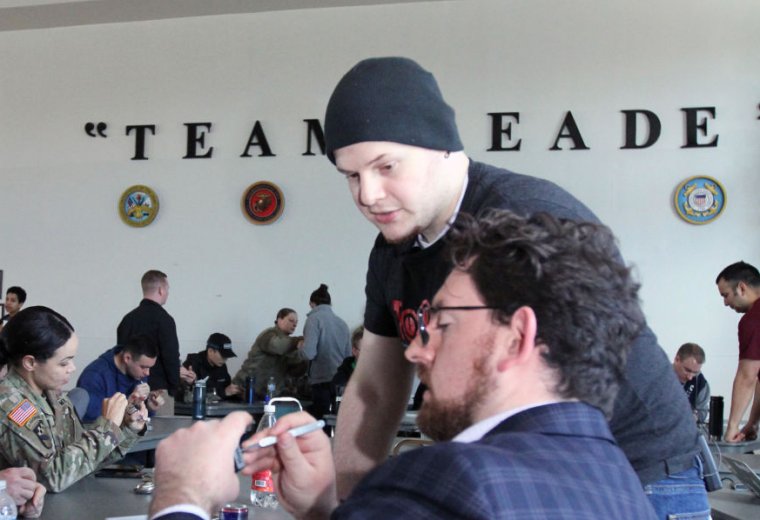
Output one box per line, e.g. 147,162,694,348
443,151,450,159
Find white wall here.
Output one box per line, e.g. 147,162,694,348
1,0,758,409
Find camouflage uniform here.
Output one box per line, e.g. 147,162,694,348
0,368,139,492
232,326,304,397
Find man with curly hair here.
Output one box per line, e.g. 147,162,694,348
148,211,658,519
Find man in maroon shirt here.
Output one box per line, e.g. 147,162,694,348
716,261,760,442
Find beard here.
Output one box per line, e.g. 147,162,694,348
416,336,495,442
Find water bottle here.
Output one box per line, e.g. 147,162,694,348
266,376,276,403
250,402,279,510
245,376,256,404
0,480,18,520
192,380,207,420
334,385,346,413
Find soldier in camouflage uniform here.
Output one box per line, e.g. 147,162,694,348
0,306,147,492
231,308,305,399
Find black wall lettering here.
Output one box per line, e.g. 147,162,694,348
550,111,589,150
621,110,661,149
240,121,275,157
126,124,156,160
487,112,521,151
681,107,718,148
303,119,325,156
184,123,214,159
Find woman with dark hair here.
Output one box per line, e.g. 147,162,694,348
0,306,148,492
232,308,305,399
303,284,351,426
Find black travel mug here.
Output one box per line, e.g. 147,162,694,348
708,396,724,440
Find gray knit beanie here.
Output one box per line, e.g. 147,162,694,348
324,57,464,164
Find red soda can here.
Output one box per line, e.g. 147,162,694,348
220,503,249,520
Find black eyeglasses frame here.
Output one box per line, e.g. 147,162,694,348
416,302,499,346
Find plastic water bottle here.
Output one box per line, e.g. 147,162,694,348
0,480,18,520
266,376,276,402
250,402,279,510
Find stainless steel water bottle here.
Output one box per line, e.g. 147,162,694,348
193,380,207,420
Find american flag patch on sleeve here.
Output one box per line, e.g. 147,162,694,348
8,399,37,427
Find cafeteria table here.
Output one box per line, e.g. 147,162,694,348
38,432,760,519
710,489,760,520
711,438,760,455
173,400,264,417
128,416,195,453
39,463,759,520
323,410,420,434
173,399,308,419
40,472,292,519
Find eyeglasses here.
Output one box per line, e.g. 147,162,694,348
416,302,498,346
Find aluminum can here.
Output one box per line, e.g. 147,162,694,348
220,502,249,520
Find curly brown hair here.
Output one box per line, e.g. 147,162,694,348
445,210,644,417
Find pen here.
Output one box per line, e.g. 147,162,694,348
243,420,325,451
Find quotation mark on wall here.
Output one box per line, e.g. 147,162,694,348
84,122,108,137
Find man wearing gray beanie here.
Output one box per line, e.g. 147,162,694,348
327,57,707,519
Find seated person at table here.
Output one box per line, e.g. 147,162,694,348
177,333,241,402
0,306,148,492
0,286,27,334
232,308,304,399
672,342,711,424
332,325,362,391
148,211,657,520
76,334,159,423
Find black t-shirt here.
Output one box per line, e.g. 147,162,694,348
363,160,700,484
364,160,598,343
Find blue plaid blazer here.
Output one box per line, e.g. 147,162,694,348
335,402,657,519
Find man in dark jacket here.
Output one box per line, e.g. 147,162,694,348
117,270,180,407
178,333,241,402
672,342,710,424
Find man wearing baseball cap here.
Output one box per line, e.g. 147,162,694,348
178,333,241,401
327,57,707,518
